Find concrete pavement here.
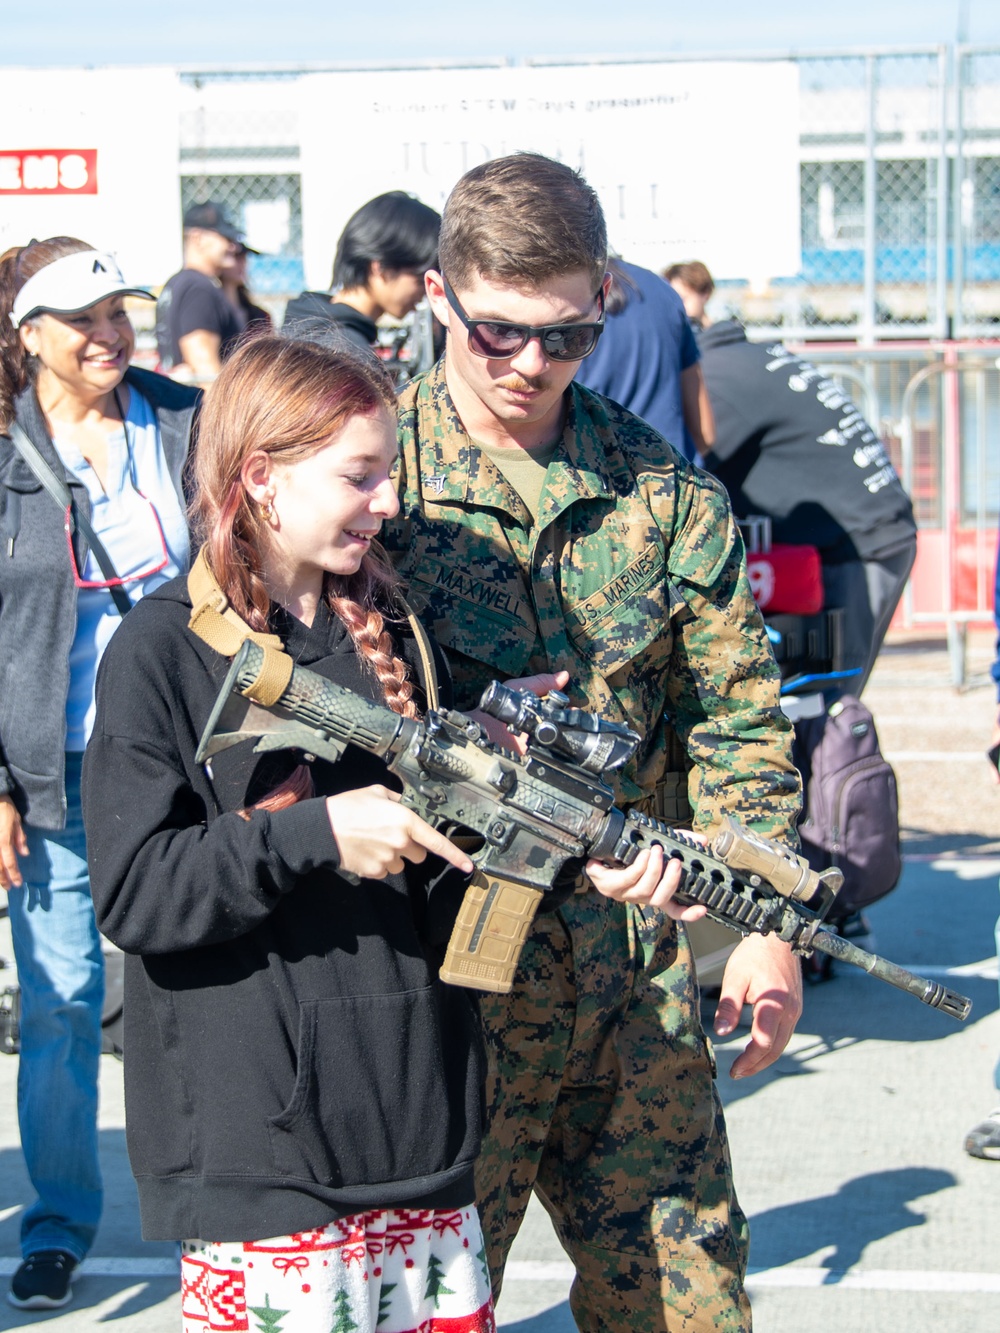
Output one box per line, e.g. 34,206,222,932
495,857,1000,1333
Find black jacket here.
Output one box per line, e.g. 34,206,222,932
699,320,916,563
0,368,199,828
82,576,484,1242
282,292,378,349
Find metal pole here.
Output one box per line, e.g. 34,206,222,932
952,47,966,337
935,46,949,338
863,53,878,344
943,344,963,684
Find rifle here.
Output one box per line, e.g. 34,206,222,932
196,641,972,1022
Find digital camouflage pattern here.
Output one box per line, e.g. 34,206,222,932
388,360,801,835
474,891,751,1333
382,360,802,1332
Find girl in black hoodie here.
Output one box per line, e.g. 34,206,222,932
82,336,495,1333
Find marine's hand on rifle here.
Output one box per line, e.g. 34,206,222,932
586,840,710,921
466,670,571,753
325,786,475,880
714,932,803,1080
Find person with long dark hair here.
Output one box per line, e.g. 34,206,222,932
81,335,495,1333
0,237,199,1309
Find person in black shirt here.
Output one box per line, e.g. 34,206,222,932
220,243,271,338
697,314,917,694
155,202,246,383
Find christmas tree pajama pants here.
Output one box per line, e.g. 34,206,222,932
180,1208,495,1333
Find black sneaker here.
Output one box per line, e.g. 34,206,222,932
8,1250,78,1309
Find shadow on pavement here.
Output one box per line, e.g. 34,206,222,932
499,1302,576,1333
0,1278,177,1330
747,1165,956,1276
0,1126,177,1325
902,830,1000,858
92,1277,178,1324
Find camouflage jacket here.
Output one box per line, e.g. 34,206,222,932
384,359,801,843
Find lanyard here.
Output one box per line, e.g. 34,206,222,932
8,420,133,617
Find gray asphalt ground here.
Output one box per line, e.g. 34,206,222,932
1,629,998,1331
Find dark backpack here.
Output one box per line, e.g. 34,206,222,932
792,696,901,919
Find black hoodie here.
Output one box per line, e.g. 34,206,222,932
281,292,378,349
82,575,483,1242
699,320,916,563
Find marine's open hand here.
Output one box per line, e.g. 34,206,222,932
714,932,804,1079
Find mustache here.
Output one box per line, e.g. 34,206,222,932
495,373,548,392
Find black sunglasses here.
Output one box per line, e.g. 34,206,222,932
442,277,606,362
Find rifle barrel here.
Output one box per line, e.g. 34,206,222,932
811,930,972,1021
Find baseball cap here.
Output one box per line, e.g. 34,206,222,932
183,201,258,253
10,251,153,328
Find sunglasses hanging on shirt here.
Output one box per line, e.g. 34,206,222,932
63,388,169,591
8,391,169,617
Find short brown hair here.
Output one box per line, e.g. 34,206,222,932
438,152,607,292
663,260,715,297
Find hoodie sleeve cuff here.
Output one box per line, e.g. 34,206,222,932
264,797,341,877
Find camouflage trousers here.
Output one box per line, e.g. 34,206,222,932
475,889,751,1333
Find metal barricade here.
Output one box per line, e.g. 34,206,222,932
803,343,1000,683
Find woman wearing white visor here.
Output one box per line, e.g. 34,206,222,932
0,238,200,1310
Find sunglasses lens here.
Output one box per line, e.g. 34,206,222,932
543,325,602,361
469,321,528,358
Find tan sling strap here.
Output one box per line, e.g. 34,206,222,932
187,546,440,713
396,593,440,714
187,547,293,707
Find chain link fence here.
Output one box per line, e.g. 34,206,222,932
179,73,304,319
956,46,1000,336
721,49,950,339
175,51,999,342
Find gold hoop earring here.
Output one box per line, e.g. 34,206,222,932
260,500,273,522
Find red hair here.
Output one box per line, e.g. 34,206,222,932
192,334,416,813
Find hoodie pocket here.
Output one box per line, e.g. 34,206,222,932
268,987,463,1188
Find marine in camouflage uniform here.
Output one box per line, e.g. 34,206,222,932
382,358,801,1333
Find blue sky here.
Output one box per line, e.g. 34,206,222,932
5,0,1000,66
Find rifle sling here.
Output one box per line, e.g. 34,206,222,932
396,594,439,714
187,548,293,707
186,547,439,711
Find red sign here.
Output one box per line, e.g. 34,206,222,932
0,149,98,195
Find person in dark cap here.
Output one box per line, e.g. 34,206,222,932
155,202,252,383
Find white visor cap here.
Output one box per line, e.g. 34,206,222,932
10,251,153,328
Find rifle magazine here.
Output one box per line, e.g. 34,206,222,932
440,870,544,994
